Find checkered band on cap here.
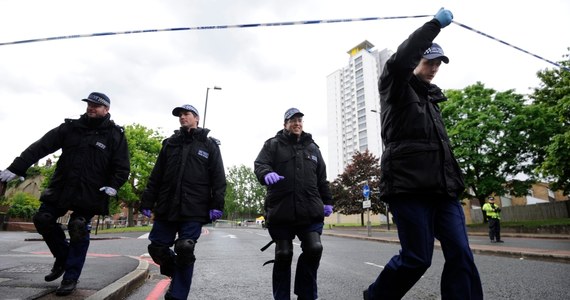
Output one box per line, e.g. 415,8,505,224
284,107,304,121
422,43,449,63
82,92,111,107
172,104,199,117
425,44,443,55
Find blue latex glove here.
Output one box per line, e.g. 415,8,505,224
140,209,152,218
210,209,223,221
99,186,117,196
324,205,333,217
434,7,453,28
264,172,285,185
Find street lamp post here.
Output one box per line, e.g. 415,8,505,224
203,86,222,128
371,109,385,152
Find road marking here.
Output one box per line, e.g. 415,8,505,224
223,234,237,239
145,278,171,300
137,227,208,240
31,251,120,258
365,262,385,269
365,262,425,279
0,253,51,257
140,256,158,267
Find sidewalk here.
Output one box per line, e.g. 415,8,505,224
0,235,148,300
323,227,570,264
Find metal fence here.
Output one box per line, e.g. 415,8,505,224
470,200,570,223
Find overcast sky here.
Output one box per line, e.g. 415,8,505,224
1,0,569,176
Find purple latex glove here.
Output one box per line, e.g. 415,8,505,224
324,205,333,217
264,172,285,185
210,209,223,221
140,209,152,218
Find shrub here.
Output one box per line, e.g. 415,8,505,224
7,192,40,219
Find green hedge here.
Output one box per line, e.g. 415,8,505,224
6,192,40,219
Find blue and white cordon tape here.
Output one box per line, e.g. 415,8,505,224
0,15,567,71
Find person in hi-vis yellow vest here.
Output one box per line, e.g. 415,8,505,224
482,197,504,243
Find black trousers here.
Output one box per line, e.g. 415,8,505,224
488,218,501,241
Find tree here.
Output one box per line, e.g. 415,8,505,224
330,150,384,226
223,180,240,220
39,158,56,191
441,82,532,206
528,50,570,193
120,124,164,226
225,165,266,220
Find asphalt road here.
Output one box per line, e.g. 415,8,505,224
119,227,570,300
2,228,568,299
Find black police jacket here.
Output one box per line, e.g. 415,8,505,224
8,113,130,215
141,127,226,223
378,19,465,199
254,130,332,227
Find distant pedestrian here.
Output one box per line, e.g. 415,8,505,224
482,196,503,243
254,107,333,300
0,92,130,296
140,104,227,300
363,8,483,300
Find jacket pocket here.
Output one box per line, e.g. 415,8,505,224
385,143,443,191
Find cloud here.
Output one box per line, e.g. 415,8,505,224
1,0,569,175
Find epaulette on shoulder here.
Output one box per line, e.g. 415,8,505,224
264,137,278,145
114,124,125,133
209,136,221,146
107,119,124,133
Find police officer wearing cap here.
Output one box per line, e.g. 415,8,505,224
0,92,130,296
254,107,333,300
140,104,226,300
363,8,483,300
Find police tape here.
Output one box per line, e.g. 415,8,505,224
0,15,567,71
0,15,430,47
452,21,569,71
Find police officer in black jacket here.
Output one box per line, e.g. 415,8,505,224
0,92,130,296
140,104,226,300
363,8,483,300
254,108,333,300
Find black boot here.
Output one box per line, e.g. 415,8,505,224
45,259,65,282
55,279,78,296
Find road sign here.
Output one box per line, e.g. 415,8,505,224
363,200,371,209
363,185,370,198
